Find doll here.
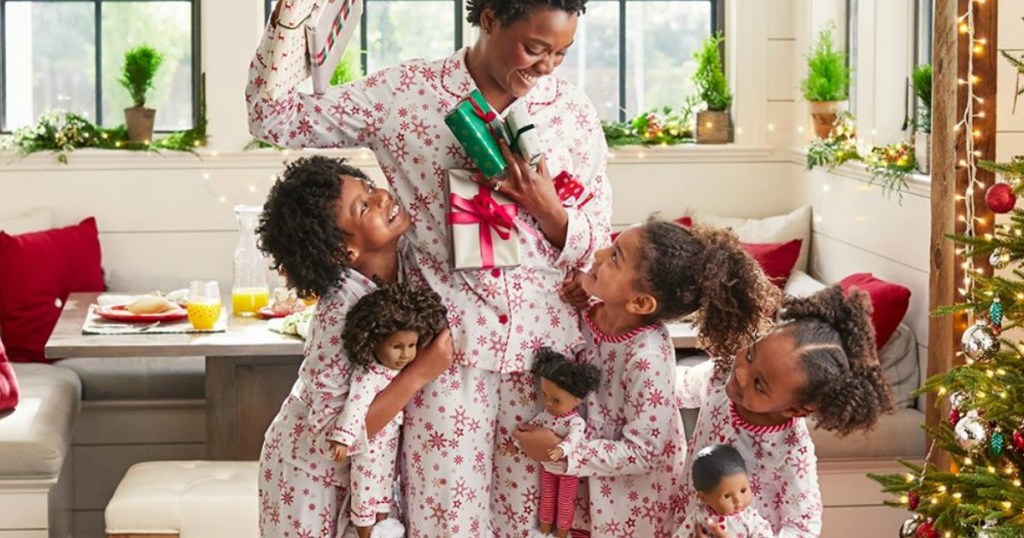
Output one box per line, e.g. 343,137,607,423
332,282,448,538
526,348,600,537
684,444,773,538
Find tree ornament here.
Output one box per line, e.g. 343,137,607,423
1013,429,1024,453
990,297,1004,335
916,519,939,538
990,248,1011,269
977,519,999,538
990,428,1006,457
900,517,921,538
962,321,1000,361
986,182,1017,214
949,391,968,409
908,491,920,510
955,414,987,451
949,407,962,427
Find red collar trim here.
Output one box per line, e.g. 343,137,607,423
584,305,660,344
729,401,796,434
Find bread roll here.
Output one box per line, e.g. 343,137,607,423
126,295,177,314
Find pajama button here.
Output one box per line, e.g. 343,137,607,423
491,269,501,278
498,314,509,324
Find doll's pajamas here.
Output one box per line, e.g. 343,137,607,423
539,468,578,530
350,419,401,526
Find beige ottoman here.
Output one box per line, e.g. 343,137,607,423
105,461,258,538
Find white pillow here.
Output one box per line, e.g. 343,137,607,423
691,205,812,273
0,207,53,236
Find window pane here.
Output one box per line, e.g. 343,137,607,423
624,1,711,117
3,2,96,130
365,1,455,75
559,2,619,122
101,2,193,130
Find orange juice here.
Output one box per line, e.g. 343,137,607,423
232,287,269,317
187,300,222,330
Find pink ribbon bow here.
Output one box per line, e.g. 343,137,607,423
448,185,519,268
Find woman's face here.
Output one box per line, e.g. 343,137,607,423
478,7,578,99
725,331,809,419
334,175,410,256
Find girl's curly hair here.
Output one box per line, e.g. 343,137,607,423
466,0,587,26
779,285,895,436
257,156,373,300
636,220,781,359
342,282,449,368
531,347,600,399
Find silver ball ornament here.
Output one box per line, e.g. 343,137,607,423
899,517,920,538
955,414,988,450
962,321,1000,361
949,391,968,409
990,248,1011,269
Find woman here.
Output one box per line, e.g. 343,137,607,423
246,1,611,536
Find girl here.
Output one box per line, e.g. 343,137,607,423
677,285,895,538
332,282,448,538
516,220,780,537
685,444,773,538
255,156,453,538
524,348,600,538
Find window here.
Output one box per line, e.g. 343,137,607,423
0,0,199,132
561,0,722,122
265,0,462,81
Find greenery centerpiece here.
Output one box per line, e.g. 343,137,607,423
692,32,732,144
801,22,851,139
119,44,164,143
912,64,933,174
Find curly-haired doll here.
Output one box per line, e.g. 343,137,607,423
255,156,452,538
517,220,781,536
523,348,600,538
676,285,895,538
682,444,773,538
335,282,448,538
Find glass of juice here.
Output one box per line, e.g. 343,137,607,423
187,280,222,330
232,287,270,317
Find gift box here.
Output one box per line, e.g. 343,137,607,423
505,104,543,166
446,169,521,270
306,0,363,94
444,90,509,179
261,0,317,100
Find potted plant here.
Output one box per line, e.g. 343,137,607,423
119,45,163,144
801,23,851,139
692,32,732,144
911,64,932,174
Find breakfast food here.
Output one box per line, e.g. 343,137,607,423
125,295,179,315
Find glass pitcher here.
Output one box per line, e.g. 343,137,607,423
231,205,270,317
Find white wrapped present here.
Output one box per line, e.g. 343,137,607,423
445,169,522,270
306,0,363,94
261,0,317,100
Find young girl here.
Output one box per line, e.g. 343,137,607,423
331,282,448,538
255,156,453,538
516,220,780,537
677,285,895,538
525,348,600,538
684,444,772,538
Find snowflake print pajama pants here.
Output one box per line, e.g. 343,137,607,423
259,454,348,538
350,429,400,526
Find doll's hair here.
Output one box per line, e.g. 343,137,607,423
778,285,895,436
257,156,373,300
635,220,781,358
466,0,587,26
691,444,748,494
342,282,449,368
531,347,600,399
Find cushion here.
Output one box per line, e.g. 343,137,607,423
839,273,911,350
690,205,812,273
742,239,802,288
55,356,206,401
0,207,53,236
878,324,920,409
0,339,17,411
0,218,106,362
0,362,81,479
809,407,926,459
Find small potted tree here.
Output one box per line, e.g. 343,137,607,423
801,23,851,139
692,32,732,144
119,45,163,144
911,64,932,174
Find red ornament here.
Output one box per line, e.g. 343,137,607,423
908,491,920,510
1013,429,1024,453
916,520,939,538
986,183,1017,214
949,408,962,427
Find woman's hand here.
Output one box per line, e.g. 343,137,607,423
513,423,563,462
407,328,453,384
559,268,591,308
695,519,729,538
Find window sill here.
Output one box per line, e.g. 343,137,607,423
607,144,776,164
788,147,932,199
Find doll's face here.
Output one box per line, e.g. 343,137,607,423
539,377,582,417
698,472,754,515
374,330,419,370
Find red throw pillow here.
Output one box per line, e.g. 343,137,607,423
742,239,802,288
0,218,105,363
839,273,911,350
0,339,18,411
610,216,692,242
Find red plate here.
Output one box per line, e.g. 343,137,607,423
94,304,189,322
256,306,289,319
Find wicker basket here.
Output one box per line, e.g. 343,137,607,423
696,111,730,144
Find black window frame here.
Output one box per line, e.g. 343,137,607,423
0,0,201,134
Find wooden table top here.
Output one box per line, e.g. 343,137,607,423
45,292,306,359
